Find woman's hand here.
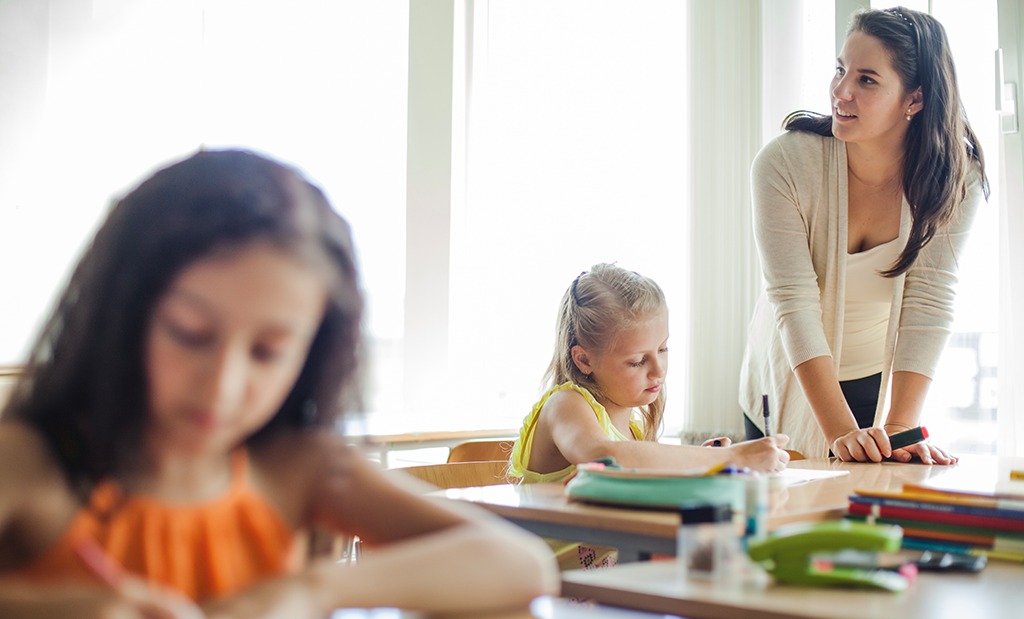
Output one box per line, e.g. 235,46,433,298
831,428,958,465
890,441,958,465
830,427,889,462
728,434,790,473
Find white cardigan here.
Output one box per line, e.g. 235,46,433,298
739,130,985,458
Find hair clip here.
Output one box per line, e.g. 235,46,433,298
884,7,915,28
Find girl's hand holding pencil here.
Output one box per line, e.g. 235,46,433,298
74,539,204,619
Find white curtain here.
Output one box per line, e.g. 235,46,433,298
997,0,1024,456
683,0,764,441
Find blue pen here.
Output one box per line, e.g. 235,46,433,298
762,394,772,437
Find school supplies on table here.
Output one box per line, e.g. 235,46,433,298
847,484,1024,562
900,457,1024,501
746,520,912,591
912,550,987,572
564,458,745,511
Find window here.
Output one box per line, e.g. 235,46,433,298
0,0,409,421
882,0,1002,455
448,0,691,433
1,2,1011,455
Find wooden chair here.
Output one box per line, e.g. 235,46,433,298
786,449,806,461
329,461,512,564
447,439,513,463
396,460,511,489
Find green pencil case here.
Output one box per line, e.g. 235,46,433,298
564,459,745,511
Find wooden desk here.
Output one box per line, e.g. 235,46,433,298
560,555,1022,619
442,480,679,561
329,596,677,618
440,458,1000,562
348,426,517,466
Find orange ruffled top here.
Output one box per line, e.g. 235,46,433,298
12,450,299,601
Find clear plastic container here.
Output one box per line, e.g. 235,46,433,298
743,473,768,542
677,502,742,585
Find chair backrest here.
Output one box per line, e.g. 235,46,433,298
447,439,513,463
397,460,511,489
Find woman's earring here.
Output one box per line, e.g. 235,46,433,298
906,108,913,121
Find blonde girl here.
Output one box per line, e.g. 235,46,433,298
511,264,789,483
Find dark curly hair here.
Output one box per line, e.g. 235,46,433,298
2,149,364,495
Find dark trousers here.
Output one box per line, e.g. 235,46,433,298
744,372,882,440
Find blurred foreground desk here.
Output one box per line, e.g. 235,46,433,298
560,556,1024,619
440,458,998,562
330,596,684,619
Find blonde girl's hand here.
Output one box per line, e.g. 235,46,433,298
701,436,732,448
729,434,790,473
890,440,958,465
830,427,890,462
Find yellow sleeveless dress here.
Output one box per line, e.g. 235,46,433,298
509,381,644,570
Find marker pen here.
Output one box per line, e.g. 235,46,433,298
761,394,771,437
888,426,928,450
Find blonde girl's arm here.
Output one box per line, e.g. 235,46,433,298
543,390,789,473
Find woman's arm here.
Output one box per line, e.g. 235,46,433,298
793,356,889,462
749,136,854,456
794,359,954,463
882,171,985,465
750,137,836,373
882,371,955,464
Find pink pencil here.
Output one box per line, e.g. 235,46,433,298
73,538,126,588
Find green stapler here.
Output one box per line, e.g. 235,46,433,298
746,520,912,591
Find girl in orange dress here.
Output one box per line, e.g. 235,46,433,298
0,150,557,618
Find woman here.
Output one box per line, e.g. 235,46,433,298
739,7,988,462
